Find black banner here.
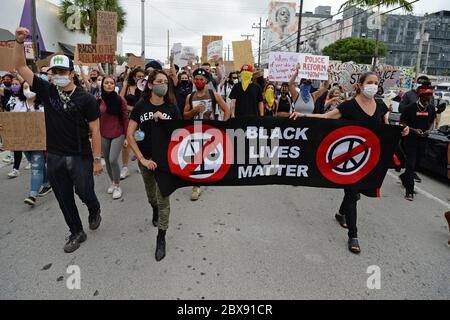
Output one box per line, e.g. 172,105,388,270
151,117,403,197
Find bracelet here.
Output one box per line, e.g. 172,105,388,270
15,38,24,44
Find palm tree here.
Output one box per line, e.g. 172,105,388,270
58,0,126,44
339,0,414,12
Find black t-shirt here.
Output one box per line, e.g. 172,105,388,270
130,100,181,159
229,83,263,118
277,96,292,113
337,98,389,124
400,102,436,137
31,76,100,155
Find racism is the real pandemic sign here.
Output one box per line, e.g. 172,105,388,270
76,44,115,64
268,52,330,82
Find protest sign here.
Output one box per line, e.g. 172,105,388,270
128,54,145,68
298,53,329,81
207,40,223,62
223,61,235,73
171,43,182,67
150,118,402,197
0,41,15,71
97,11,117,50
268,51,299,82
232,40,253,71
179,46,197,67
76,44,115,64
0,112,46,151
202,35,222,63
24,42,35,60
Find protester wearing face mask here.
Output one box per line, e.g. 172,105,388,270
290,72,410,254
220,72,239,111
39,67,50,82
98,76,129,200
399,82,436,201
127,70,181,261
324,87,345,113
229,64,264,118
274,82,291,117
0,74,14,112
289,63,330,115
119,67,145,179
4,78,26,178
14,27,103,254
399,76,434,114
5,81,52,204
174,72,192,115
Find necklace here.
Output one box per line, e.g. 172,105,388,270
417,101,427,112
57,86,76,110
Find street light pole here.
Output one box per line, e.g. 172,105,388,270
141,0,145,58
296,0,304,52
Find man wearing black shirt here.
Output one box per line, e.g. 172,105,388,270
400,83,436,201
14,27,103,253
229,64,264,118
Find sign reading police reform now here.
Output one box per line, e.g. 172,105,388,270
151,118,402,197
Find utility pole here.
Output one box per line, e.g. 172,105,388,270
296,0,304,52
415,18,426,82
252,17,263,68
30,0,39,60
141,0,145,57
227,44,230,61
372,5,381,71
167,30,170,64
424,41,431,74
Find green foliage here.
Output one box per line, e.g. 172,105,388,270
58,0,126,44
322,38,386,64
339,0,414,13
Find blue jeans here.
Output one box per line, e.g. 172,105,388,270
46,153,100,234
24,151,49,197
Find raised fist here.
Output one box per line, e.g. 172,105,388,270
15,27,29,43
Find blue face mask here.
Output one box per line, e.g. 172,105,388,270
301,84,311,103
40,74,49,82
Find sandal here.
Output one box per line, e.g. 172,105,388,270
335,213,348,229
348,238,361,254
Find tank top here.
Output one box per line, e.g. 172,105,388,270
293,93,315,114
277,96,292,114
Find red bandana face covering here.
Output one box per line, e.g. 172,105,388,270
416,88,433,95
194,81,206,90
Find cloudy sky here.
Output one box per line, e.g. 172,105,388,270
47,0,449,62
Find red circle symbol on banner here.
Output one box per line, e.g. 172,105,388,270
316,126,381,185
168,124,233,183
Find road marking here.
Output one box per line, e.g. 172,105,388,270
387,172,450,209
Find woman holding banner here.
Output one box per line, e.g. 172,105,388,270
289,63,329,115
291,72,410,254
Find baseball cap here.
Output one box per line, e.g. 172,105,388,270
145,60,163,71
49,55,74,71
193,68,209,78
241,64,253,72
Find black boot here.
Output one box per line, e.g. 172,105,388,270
155,229,166,261
151,205,159,227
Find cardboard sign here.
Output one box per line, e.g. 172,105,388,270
0,41,15,71
298,54,329,81
171,43,183,67
0,112,46,151
128,54,145,68
232,40,254,71
223,61,235,74
202,35,222,63
207,40,223,62
76,44,115,64
97,11,117,50
268,51,299,82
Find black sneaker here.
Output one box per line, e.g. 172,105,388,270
64,231,87,253
38,185,52,197
88,208,102,230
24,196,36,206
413,173,422,183
405,193,414,201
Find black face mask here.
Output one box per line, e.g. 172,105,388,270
91,77,98,82
3,81,11,87
180,80,191,94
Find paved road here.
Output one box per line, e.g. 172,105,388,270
0,155,448,300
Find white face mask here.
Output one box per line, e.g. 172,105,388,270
233,79,239,85
362,84,378,98
52,75,71,88
97,80,102,87
23,88,36,99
